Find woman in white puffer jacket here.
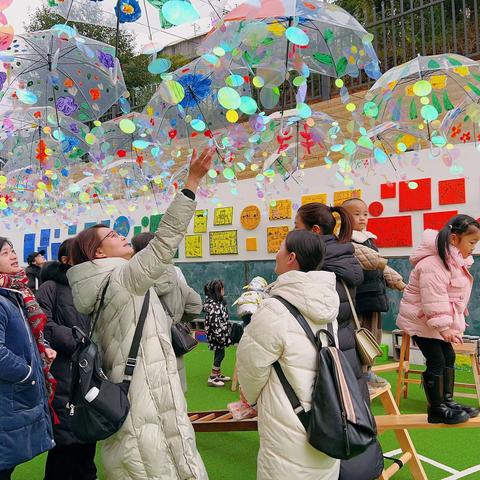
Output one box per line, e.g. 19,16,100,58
237,230,341,480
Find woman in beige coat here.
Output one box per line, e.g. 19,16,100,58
237,230,341,480
67,148,213,480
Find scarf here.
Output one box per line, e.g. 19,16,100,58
0,270,58,422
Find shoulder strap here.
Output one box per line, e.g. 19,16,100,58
272,295,317,348
159,296,174,319
124,290,150,379
89,279,110,337
340,279,361,331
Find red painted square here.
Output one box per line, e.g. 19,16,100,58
381,183,396,199
368,216,413,248
399,178,432,212
423,210,458,230
438,178,466,205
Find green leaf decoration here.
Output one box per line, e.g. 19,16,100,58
443,91,454,110
409,98,417,120
427,59,441,69
432,92,442,114
324,29,334,44
447,56,463,66
313,53,334,66
470,72,480,83
336,57,348,77
464,115,470,122
262,37,274,46
467,82,480,97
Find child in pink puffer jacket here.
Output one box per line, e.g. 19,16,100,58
398,215,480,424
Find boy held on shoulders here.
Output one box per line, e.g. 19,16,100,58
343,198,405,390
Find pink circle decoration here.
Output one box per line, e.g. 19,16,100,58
369,201,384,217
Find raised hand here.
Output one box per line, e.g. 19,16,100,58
185,147,215,192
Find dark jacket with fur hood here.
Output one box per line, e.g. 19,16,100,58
36,261,91,445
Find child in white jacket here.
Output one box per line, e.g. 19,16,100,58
232,276,268,327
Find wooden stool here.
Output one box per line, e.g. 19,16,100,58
371,385,427,480
395,331,480,407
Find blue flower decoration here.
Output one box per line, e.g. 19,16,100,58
115,0,142,23
62,135,80,154
177,74,212,109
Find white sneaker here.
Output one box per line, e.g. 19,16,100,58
208,377,225,387
216,374,231,383
367,370,389,387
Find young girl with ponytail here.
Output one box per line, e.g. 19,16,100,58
398,215,480,424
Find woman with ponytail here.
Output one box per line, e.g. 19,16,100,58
398,215,480,424
295,203,384,480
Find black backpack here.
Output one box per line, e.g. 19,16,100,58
68,281,150,442
272,296,377,460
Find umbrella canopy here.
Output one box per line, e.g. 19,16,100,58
201,0,380,80
145,55,252,143
366,54,480,128
0,106,90,173
347,121,429,176
0,27,127,121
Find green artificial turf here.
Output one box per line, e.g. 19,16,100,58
12,343,480,479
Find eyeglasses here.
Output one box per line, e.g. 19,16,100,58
99,230,121,244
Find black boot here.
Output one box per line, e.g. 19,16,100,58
422,372,469,424
443,367,480,418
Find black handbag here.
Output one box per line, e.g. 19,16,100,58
160,298,198,357
272,296,376,460
68,281,150,442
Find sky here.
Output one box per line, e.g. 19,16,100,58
9,0,42,33
6,0,239,51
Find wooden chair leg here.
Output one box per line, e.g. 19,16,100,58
403,335,411,399
380,387,427,480
231,365,239,392
472,352,480,407
396,333,409,406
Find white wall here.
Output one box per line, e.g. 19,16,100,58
6,142,480,264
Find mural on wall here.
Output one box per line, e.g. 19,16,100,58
21,174,476,262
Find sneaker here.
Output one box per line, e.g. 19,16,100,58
208,377,225,387
367,370,389,387
216,374,231,383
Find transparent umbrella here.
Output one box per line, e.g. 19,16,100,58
0,27,127,121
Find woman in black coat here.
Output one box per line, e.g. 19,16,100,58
295,203,384,480
36,239,97,480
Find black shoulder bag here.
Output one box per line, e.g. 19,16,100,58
68,280,150,442
160,298,198,357
272,296,376,460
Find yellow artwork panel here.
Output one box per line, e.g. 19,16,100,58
333,189,362,206
240,205,261,230
269,199,292,220
193,210,208,233
267,226,290,253
301,193,328,205
246,237,257,251
214,207,234,226
185,235,202,258
209,230,238,255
